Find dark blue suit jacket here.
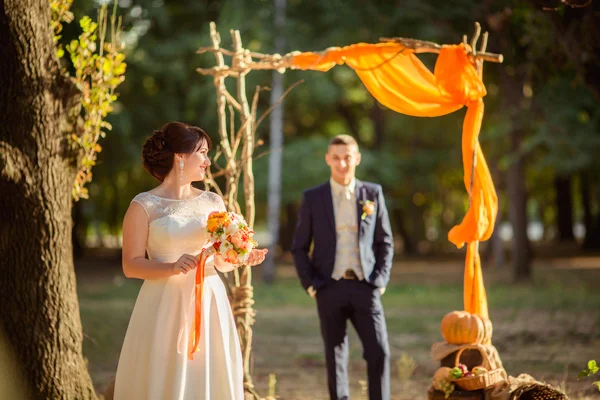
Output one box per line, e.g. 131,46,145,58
291,179,394,291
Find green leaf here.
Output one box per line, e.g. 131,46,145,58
580,360,599,379
588,360,598,374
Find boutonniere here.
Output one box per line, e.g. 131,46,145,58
360,200,375,220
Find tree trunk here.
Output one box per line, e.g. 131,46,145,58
277,203,297,253
263,0,286,284
483,208,505,268
392,208,417,255
580,172,600,249
486,164,504,267
371,100,385,150
0,1,96,399
506,130,532,282
554,174,575,241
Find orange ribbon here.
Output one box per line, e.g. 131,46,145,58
188,248,207,360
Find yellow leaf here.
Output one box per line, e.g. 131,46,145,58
102,58,112,75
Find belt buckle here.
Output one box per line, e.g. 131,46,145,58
343,269,357,280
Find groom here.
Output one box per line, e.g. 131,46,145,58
291,135,394,400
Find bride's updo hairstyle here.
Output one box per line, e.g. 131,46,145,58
142,122,212,182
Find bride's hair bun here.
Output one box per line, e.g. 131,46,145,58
150,129,167,150
141,122,212,182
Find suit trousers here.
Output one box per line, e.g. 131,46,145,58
316,278,390,400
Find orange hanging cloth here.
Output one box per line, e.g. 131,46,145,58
291,42,496,318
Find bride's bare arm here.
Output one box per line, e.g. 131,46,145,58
122,202,189,279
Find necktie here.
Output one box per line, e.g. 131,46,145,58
343,187,352,201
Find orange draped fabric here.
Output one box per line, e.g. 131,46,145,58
291,42,497,319
188,249,207,360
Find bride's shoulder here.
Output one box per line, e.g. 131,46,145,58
126,192,157,219
200,190,223,203
130,191,161,210
131,191,154,204
199,190,226,210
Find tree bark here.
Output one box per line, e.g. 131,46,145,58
506,130,532,282
0,1,96,399
554,174,575,241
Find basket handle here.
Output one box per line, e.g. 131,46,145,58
453,344,494,370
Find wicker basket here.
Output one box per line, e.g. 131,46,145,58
450,344,507,391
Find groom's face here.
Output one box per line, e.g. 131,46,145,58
326,144,361,185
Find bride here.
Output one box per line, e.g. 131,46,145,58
113,122,267,400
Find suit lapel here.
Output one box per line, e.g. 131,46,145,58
323,182,336,234
355,179,365,238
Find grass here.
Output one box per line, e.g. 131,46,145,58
77,258,600,400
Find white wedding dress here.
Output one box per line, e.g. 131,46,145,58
114,191,244,400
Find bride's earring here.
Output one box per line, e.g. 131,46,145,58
179,157,184,184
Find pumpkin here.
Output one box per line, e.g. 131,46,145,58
432,367,453,390
480,316,493,344
440,311,493,345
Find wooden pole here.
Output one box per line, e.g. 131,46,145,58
230,28,259,398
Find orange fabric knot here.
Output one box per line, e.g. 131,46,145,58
435,44,486,105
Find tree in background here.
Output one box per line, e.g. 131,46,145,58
0,0,125,397
68,0,599,280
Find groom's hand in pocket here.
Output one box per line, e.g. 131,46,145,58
172,254,198,275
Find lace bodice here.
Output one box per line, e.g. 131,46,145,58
131,191,226,263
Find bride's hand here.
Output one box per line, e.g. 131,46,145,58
246,248,268,267
171,254,198,275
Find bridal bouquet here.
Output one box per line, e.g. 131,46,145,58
205,211,258,263
188,210,257,360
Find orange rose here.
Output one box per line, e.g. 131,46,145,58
229,230,246,248
207,212,230,233
208,211,226,220
207,218,220,233
224,248,238,263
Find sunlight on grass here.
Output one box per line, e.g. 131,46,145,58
250,276,600,311
77,269,600,398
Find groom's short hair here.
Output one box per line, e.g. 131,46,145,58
329,134,358,149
